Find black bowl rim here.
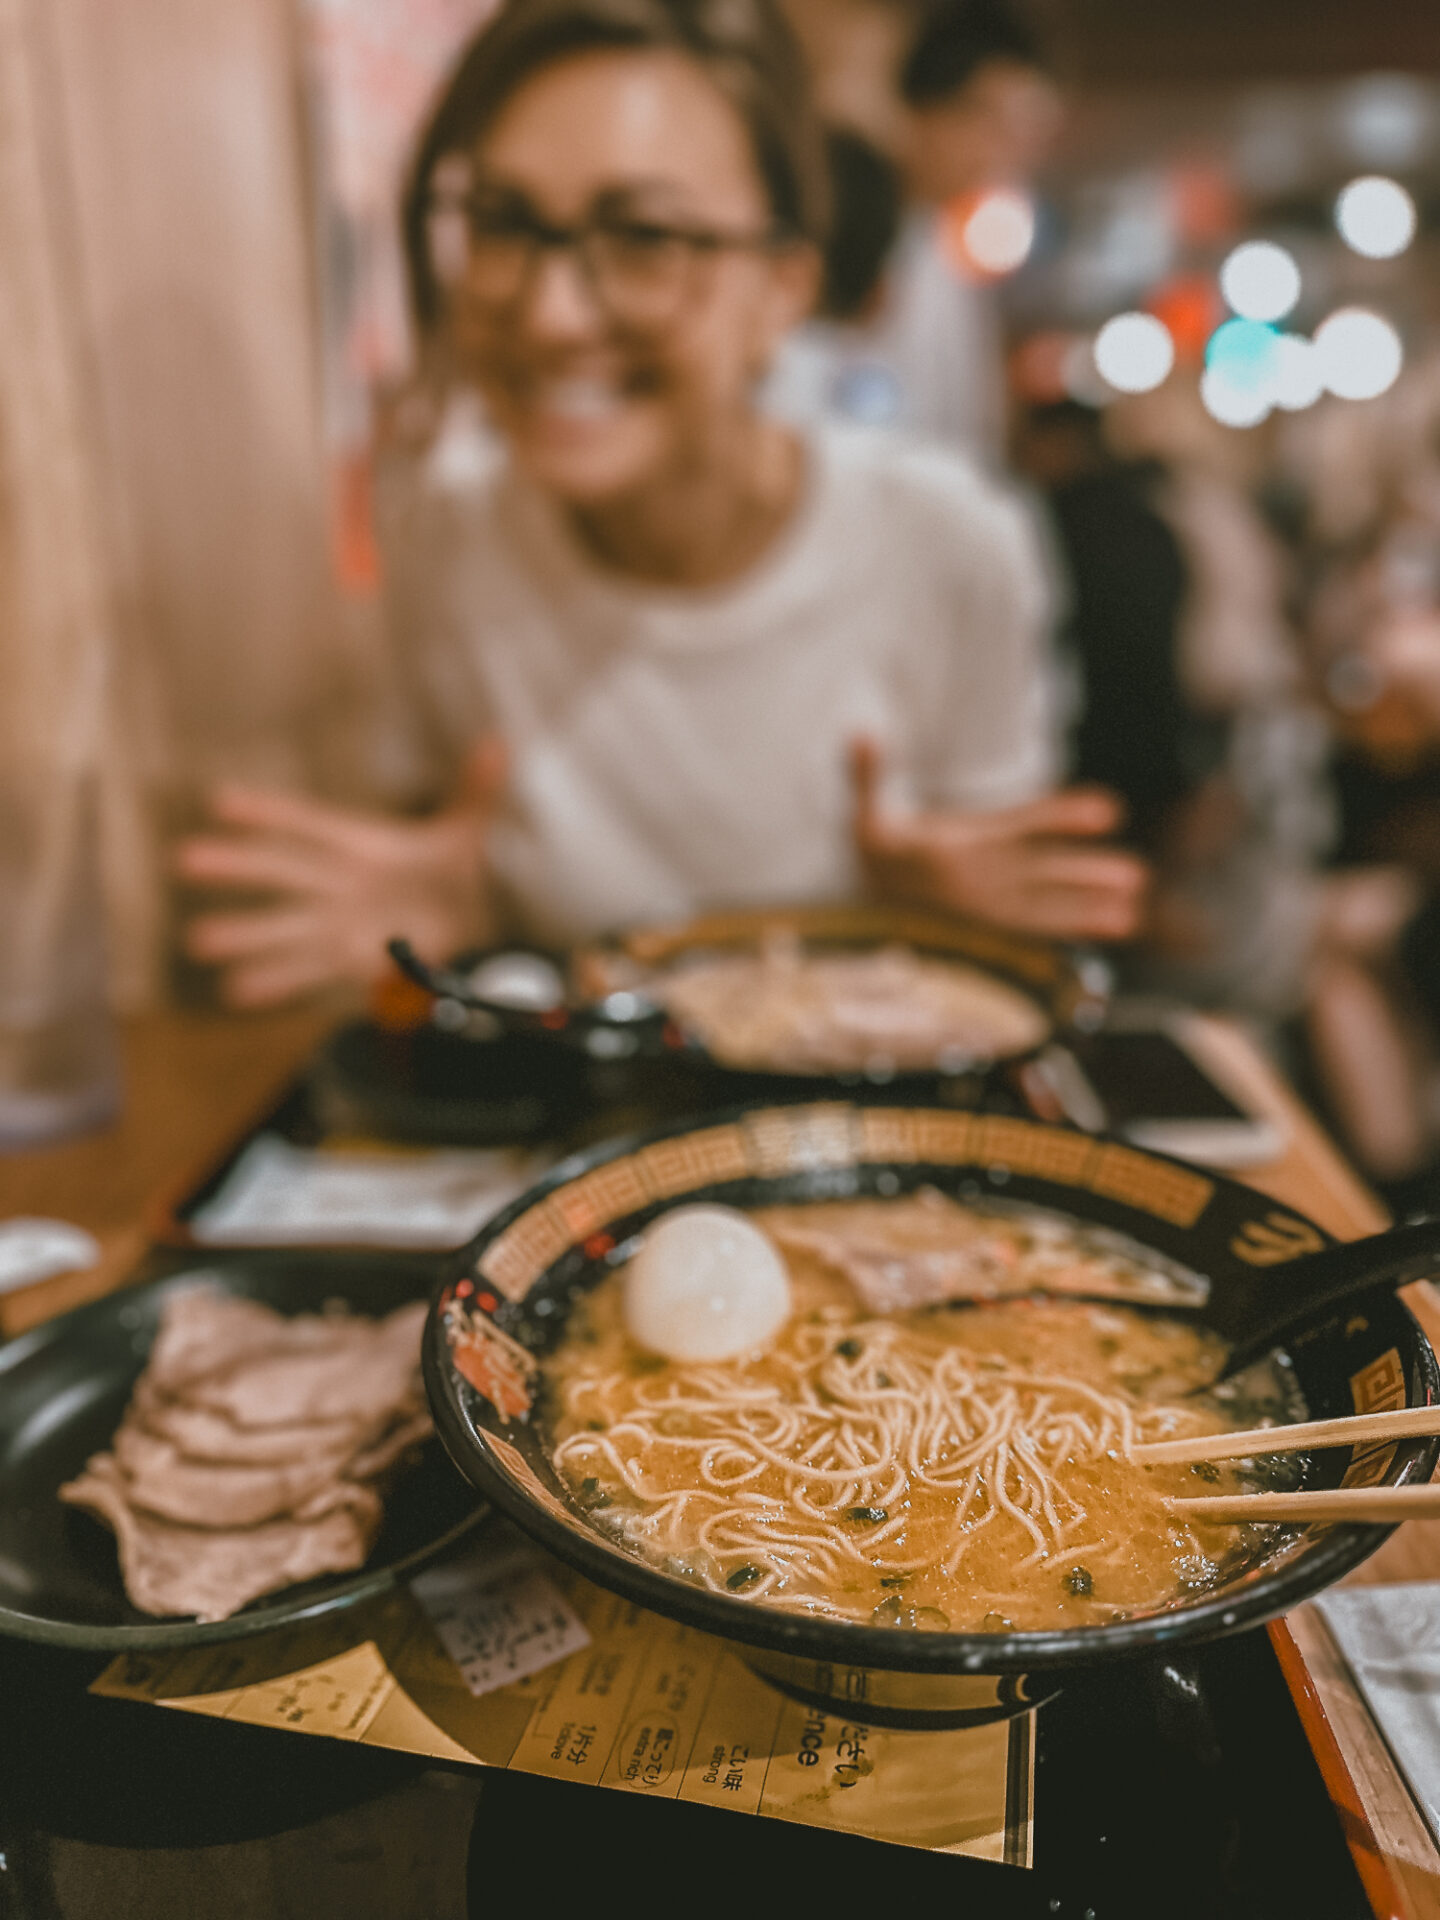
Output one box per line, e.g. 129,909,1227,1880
0,1257,487,1652
425,1104,1440,1674
576,903,1102,1081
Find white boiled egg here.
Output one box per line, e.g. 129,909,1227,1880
623,1205,792,1363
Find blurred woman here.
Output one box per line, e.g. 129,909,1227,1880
178,0,1142,1008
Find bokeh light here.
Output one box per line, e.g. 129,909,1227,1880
1335,176,1418,259
1219,241,1301,323
960,189,1037,276
1205,317,1282,394
1146,275,1225,363
1271,334,1325,412
942,189,1036,279
1202,318,1285,426
1093,312,1175,394
1200,364,1272,428
1314,307,1404,400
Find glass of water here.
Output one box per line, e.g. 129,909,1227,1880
0,770,121,1149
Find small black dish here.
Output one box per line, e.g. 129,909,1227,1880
0,1249,483,1650
306,1020,586,1147
424,1103,1439,1729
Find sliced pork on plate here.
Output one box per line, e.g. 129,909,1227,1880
61,1290,432,1622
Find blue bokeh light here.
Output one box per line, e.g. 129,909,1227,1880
1205,318,1282,394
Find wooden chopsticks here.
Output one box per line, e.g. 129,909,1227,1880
1137,1403,1440,1523
1131,1403,1440,1467
1168,1485,1440,1524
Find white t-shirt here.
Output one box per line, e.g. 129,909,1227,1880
381,422,1055,946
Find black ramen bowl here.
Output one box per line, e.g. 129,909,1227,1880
591,904,1110,1115
423,1104,1439,1729
398,904,1103,1115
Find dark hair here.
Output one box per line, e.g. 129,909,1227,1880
818,129,901,322
899,0,1046,110
403,0,829,333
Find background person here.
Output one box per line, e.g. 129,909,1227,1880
771,0,1062,459
763,126,906,427
1080,375,1437,1190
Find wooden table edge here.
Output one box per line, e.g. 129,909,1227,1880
1270,1614,1424,1920
1192,1012,1440,1917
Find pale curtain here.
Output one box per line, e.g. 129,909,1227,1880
0,0,122,1047
2,0,406,1009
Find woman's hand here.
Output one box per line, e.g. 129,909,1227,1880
850,739,1148,943
177,739,508,1009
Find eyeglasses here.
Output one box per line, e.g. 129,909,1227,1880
439,189,785,330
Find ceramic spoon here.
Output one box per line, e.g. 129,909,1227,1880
1210,1215,1440,1375
388,939,671,1057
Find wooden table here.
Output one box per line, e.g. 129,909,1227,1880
2,1007,1438,1915
0,1007,331,1335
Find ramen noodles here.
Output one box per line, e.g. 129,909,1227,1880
543,1201,1288,1632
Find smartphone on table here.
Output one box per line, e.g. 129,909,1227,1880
1037,1006,1286,1169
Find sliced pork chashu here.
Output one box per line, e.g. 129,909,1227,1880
132,1392,372,1468
60,1288,434,1622
111,1425,362,1529
185,1302,427,1428
61,1457,382,1623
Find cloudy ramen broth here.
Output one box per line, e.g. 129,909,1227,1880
544,1203,1291,1633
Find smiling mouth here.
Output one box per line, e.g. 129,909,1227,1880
549,379,626,422
508,371,659,427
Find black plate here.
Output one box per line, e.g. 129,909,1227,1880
0,1249,483,1650
425,1103,1440,1688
